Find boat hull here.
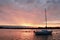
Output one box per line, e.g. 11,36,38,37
34,30,52,35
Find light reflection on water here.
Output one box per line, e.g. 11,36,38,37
0,29,60,40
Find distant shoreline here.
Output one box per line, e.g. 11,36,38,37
0,26,60,29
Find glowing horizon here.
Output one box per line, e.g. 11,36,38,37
0,23,60,27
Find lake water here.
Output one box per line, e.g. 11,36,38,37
0,29,60,40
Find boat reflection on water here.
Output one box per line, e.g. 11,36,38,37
35,35,52,40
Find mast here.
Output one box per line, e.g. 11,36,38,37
45,8,47,28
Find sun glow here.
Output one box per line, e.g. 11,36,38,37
20,23,42,27
20,23,35,26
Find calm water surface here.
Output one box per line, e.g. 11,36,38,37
0,29,60,40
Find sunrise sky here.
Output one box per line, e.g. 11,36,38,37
0,0,60,27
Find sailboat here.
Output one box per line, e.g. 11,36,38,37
34,8,52,35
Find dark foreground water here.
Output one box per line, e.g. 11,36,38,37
0,29,60,40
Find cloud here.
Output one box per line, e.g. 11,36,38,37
0,0,60,26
